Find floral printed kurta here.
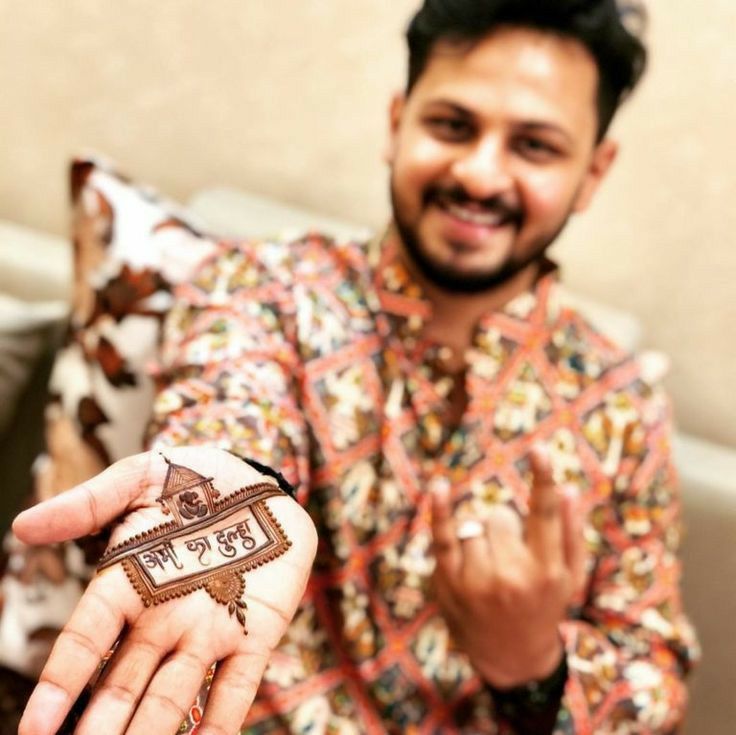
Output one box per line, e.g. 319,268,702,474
149,230,698,734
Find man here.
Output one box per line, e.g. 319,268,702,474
14,1,698,733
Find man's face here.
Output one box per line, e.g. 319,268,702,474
387,27,617,293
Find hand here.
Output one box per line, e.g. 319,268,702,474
13,447,317,735
430,446,586,689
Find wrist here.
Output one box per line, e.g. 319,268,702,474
478,637,564,690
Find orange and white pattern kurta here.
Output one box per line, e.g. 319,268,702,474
149,230,698,734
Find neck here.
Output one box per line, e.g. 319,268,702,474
397,237,541,359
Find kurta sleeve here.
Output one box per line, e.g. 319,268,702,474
146,240,311,505
553,381,700,735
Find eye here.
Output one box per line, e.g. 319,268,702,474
424,116,474,142
514,136,562,161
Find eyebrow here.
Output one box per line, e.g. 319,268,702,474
422,99,574,145
516,122,574,146
422,100,473,117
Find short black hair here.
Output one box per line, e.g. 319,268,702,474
406,0,648,140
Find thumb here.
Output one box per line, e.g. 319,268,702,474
13,452,159,544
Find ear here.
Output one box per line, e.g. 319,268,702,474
383,92,407,165
572,138,618,213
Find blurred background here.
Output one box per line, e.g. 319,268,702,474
0,1,733,732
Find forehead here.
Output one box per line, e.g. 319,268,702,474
408,27,600,139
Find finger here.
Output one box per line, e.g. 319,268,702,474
484,504,525,566
525,445,564,566
126,648,213,735
432,570,463,624
18,578,126,735
560,485,587,601
458,520,492,585
75,634,166,735
429,479,461,581
13,452,160,544
198,652,267,735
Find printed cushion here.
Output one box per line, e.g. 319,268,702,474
0,157,218,679
51,158,218,466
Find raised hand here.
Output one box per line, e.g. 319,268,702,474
13,447,317,735
430,446,586,689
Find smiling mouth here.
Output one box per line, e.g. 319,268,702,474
443,200,510,227
433,192,520,229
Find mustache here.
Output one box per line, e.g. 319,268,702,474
425,186,523,224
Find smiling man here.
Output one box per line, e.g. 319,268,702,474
15,1,698,734
390,25,615,295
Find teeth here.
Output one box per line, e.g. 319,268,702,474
444,202,507,226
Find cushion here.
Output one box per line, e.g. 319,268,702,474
48,157,218,467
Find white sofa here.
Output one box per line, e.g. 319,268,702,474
1,190,734,733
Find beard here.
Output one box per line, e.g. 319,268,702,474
390,180,571,295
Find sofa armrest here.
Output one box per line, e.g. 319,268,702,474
187,187,372,243
0,220,71,303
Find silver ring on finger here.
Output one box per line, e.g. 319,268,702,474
456,518,485,541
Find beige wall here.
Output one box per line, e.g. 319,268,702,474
0,0,733,447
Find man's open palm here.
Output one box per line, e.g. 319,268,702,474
13,447,317,735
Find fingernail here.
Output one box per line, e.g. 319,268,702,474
429,477,450,502
532,442,549,459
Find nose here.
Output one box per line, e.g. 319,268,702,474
450,137,513,201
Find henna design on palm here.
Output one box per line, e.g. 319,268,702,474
97,457,291,633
